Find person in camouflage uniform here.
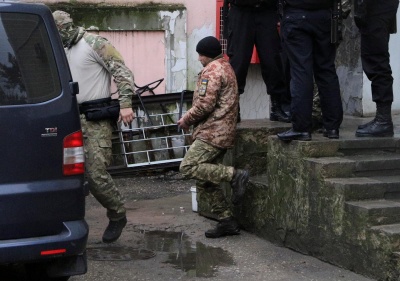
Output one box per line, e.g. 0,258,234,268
53,11,135,243
178,36,249,239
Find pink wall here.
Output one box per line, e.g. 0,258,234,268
101,30,166,95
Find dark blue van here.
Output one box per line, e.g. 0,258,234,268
0,2,88,280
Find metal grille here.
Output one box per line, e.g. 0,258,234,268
219,6,227,55
216,0,259,63
115,112,191,169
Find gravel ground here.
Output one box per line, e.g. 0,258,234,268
113,169,195,201
85,168,195,210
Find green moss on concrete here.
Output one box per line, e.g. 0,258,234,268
233,132,400,280
233,128,281,176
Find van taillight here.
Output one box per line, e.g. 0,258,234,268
41,249,67,256
63,130,84,176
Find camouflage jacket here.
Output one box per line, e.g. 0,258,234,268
182,56,238,149
66,27,134,108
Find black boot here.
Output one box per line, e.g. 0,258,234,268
270,96,290,123
231,169,249,205
102,216,127,243
357,118,375,129
205,217,240,238
355,102,394,137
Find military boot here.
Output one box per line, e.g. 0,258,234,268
356,102,394,137
270,96,290,123
205,217,240,238
102,216,127,243
231,169,249,205
357,118,375,130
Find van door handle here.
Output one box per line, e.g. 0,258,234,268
69,81,79,96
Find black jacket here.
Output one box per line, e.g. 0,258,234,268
284,0,332,10
366,0,399,16
229,0,276,8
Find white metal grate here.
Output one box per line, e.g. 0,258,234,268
219,6,227,55
116,112,192,168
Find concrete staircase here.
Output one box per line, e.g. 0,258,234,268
231,120,400,281
307,138,400,280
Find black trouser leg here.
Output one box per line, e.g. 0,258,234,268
359,14,395,104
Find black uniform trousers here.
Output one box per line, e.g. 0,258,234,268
227,4,286,98
356,10,398,104
282,8,343,132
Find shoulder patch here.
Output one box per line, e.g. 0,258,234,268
199,79,208,96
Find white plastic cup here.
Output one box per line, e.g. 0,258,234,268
190,186,198,212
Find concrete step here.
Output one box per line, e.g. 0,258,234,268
345,199,400,226
371,223,400,237
337,138,399,155
306,152,400,178
325,175,400,201
370,223,400,252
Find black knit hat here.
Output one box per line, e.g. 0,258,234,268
196,36,222,58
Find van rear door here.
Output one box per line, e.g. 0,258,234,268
0,4,85,240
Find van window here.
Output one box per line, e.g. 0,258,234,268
0,13,61,105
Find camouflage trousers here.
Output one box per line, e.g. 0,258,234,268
180,139,234,219
81,116,126,220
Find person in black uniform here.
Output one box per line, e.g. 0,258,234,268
225,0,290,123
277,0,343,141
354,0,399,137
